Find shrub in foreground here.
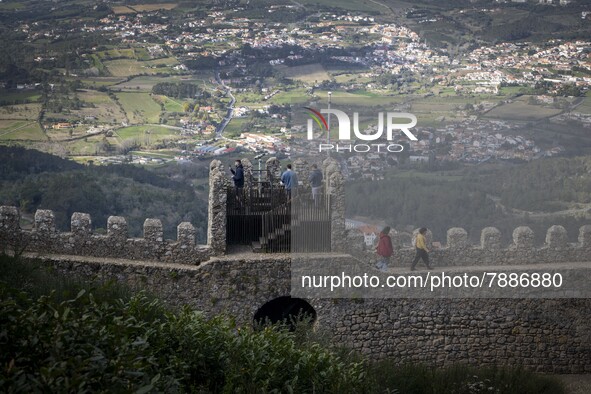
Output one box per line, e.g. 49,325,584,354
0,285,365,393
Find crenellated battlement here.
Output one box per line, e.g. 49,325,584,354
3,201,591,266
0,206,209,264
2,154,591,267
348,224,591,266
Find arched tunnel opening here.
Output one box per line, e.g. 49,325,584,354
253,296,316,330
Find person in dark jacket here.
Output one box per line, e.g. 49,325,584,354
308,164,323,207
230,159,244,208
280,164,298,200
376,226,393,271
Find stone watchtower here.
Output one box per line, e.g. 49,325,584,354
207,156,346,255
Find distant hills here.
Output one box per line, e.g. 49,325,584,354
0,146,208,241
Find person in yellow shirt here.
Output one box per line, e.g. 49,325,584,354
411,227,433,271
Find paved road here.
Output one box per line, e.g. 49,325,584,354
214,71,236,139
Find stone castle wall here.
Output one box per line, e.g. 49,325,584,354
351,225,591,267
2,210,591,267
0,206,210,264
32,254,591,374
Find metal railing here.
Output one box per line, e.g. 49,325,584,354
226,177,332,253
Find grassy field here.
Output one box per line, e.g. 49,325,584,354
114,125,181,146
314,90,407,107
575,94,591,115
46,125,99,142
115,92,161,124
96,48,136,60
234,91,270,108
263,88,310,105
333,73,373,84
95,47,152,61
278,63,331,83
42,90,126,125
299,0,387,12
0,89,42,104
130,150,177,159
110,74,210,92
77,77,124,88
60,134,108,156
485,97,562,121
153,95,185,112
411,99,468,113
111,5,136,14
79,93,127,124
290,91,481,130
132,3,178,11
0,120,46,141
0,104,42,120
104,58,179,78
265,88,428,108
498,86,526,96
0,1,26,10
223,117,250,136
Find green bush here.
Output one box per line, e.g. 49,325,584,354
0,284,365,393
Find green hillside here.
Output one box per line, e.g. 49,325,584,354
0,146,208,241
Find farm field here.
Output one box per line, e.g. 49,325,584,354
131,3,178,12
110,75,209,91
299,0,386,13
130,150,177,159
153,95,185,112
75,90,127,124
114,125,182,146
223,117,250,137
46,125,95,141
0,120,46,141
234,92,268,109
104,58,179,78
0,89,42,105
484,97,563,121
0,104,42,120
111,5,136,14
411,100,467,113
333,73,373,84
95,48,137,60
0,1,26,10
278,63,331,83
313,90,407,107
575,94,591,115
115,92,161,124
61,134,108,156
77,77,124,88
266,88,311,105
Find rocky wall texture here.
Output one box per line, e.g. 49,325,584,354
0,206,209,265
30,254,591,374
207,159,228,256
349,225,591,267
320,297,591,373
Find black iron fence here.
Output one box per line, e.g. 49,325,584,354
226,184,287,245
290,191,331,253
226,180,332,253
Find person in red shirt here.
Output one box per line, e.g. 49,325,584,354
376,226,393,271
